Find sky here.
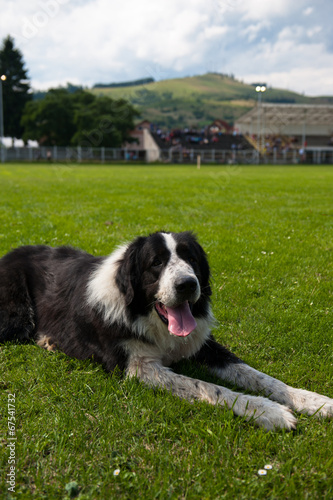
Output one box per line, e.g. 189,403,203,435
1,0,333,96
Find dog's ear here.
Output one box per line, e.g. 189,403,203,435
184,231,212,298
198,243,212,298
115,237,145,305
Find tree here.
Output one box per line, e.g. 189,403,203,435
71,96,139,147
0,36,32,139
21,89,79,146
21,89,140,147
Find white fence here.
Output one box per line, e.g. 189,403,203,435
161,147,333,164
1,146,147,163
1,145,333,164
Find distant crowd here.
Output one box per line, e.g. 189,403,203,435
151,124,247,150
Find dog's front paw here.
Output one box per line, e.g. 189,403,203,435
252,400,297,431
233,395,297,431
289,389,333,417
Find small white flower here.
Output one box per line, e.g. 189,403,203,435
258,469,267,476
261,251,266,255
264,464,273,470
113,469,120,476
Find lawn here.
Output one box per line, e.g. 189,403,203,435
1,163,333,499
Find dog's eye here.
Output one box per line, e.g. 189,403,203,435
189,256,197,265
152,257,162,268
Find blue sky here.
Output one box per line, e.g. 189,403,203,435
1,0,333,95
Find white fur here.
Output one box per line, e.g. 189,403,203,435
84,233,333,429
125,351,297,431
213,363,333,418
132,308,215,364
86,244,129,326
156,233,200,307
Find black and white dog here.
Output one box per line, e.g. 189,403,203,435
0,231,332,430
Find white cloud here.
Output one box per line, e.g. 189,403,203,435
203,26,229,40
303,6,314,16
238,0,291,20
234,36,333,96
278,26,306,42
307,26,322,38
242,21,271,43
0,0,332,96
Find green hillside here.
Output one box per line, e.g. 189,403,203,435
90,73,333,129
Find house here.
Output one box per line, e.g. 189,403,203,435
124,120,160,162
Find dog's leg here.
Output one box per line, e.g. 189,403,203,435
36,334,57,352
126,354,297,431
213,362,333,418
195,337,333,418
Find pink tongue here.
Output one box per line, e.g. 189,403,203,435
166,302,197,337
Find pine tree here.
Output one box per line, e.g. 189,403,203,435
0,36,32,139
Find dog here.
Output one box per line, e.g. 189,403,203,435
0,231,332,431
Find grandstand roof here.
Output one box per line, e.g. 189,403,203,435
236,103,333,136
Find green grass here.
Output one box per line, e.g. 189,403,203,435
1,163,333,499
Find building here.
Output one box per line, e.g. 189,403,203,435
124,120,160,162
235,103,333,146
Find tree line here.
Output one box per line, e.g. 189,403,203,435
93,77,154,89
0,36,139,147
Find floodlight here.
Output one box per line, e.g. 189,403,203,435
256,85,266,93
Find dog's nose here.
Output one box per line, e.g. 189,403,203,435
175,277,198,295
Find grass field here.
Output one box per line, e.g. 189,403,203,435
1,163,333,499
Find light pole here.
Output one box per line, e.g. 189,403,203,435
255,84,266,164
0,74,7,163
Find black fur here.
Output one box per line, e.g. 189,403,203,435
192,336,243,368
0,232,216,372
0,245,133,371
2,232,332,430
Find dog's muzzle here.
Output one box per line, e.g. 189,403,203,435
155,276,200,337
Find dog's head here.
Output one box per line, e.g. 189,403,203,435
116,231,211,337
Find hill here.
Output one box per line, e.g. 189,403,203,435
90,73,333,129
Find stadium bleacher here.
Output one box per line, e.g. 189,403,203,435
151,130,253,151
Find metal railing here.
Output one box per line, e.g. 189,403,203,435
0,145,332,164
